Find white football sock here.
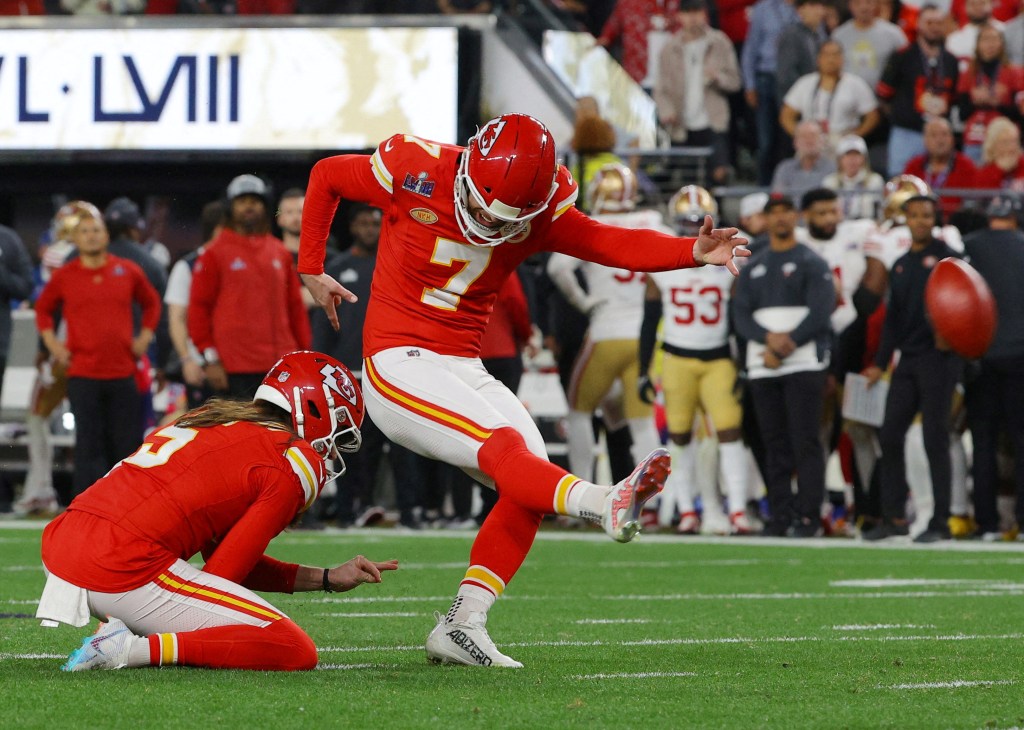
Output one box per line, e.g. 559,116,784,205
719,440,748,516
566,410,596,483
446,583,496,625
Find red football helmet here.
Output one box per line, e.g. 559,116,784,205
455,113,559,246
254,351,363,479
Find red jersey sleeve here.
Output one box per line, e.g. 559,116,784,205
187,244,221,352
298,144,394,276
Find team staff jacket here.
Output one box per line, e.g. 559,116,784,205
35,255,161,380
298,134,701,359
732,244,836,376
42,421,327,594
874,239,961,368
189,229,311,374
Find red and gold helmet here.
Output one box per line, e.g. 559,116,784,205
883,174,931,223
668,185,717,236
255,351,363,479
455,113,559,247
586,162,637,213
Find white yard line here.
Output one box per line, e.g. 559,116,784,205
881,679,1016,690
831,624,937,631
315,663,396,671
575,619,652,625
832,578,1024,589
314,612,422,618
572,672,696,680
0,653,65,660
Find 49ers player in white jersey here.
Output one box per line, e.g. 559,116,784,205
864,175,963,271
298,113,748,668
547,163,668,483
640,187,750,535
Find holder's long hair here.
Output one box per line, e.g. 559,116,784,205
175,398,298,443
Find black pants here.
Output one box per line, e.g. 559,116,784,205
224,372,266,401
878,350,961,529
67,376,142,496
965,355,1024,532
334,410,388,524
749,370,827,528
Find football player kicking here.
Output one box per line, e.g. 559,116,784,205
39,351,399,672
299,113,749,668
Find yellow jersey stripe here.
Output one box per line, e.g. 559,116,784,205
554,474,578,515
156,573,283,622
365,359,493,441
463,565,505,596
286,447,318,509
552,188,579,220
370,150,394,193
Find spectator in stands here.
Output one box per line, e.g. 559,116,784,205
654,0,741,184
903,117,978,217
236,0,294,11
736,191,770,240
975,115,1024,190
862,194,962,543
436,0,492,12
832,0,909,90
946,0,1004,60
35,202,161,497
951,0,1020,24
188,175,311,400
775,0,828,102
779,40,881,153
771,120,837,205
570,113,625,200
1005,12,1024,65
741,0,799,184
275,187,318,311
822,134,885,220
165,200,224,412
0,0,43,12
877,3,960,177
962,194,1024,540
955,24,1024,165
732,195,835,537
596,0,681,89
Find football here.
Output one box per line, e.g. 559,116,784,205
924,257,998,359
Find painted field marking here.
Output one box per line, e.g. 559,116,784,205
831,624,937,631
0,653,65,660
315,663,396,671
572,672,696,680
881,680,1016,690
316,632,1024,655
315,612,422,618
0,565,43,572
832,579,1024,589
575,619,652,625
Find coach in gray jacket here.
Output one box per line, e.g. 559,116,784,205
733,195,835,538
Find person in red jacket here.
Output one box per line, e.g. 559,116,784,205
902,117,978,218
35,202,162,496
39,350,398,672
189,174,312,399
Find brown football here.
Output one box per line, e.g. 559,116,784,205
925,257,998,359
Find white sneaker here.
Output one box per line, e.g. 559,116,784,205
602,448,671,543
425,611,522,668
62,618,136,671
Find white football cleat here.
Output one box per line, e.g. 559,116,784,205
62,618,136,672
602,447,671,543
677,511,701,535
425,611,522,668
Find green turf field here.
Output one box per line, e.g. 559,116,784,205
3,523,1024,729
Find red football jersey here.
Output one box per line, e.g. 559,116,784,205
299,133,699,358
42,421,327,593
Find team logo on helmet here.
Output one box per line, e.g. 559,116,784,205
410,208,438,224
320,363,358,407
476,119,506,156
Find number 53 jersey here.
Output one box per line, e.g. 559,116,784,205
649,264,735,352
299,133,699,359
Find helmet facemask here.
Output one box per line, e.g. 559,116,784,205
293,383,362,483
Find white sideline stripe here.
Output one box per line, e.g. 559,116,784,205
573,672,696,680
575,619,652,625
831,624,937,631
605,589,1024,600
0,653,65,660
0,565,43,572
317,632,1024,654
316,663,395,671
315,612,421,618
832,578,1024,588
596,559,795,568
3,599,40,605
882,679,1016,690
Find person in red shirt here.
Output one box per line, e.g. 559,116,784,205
975,115,1024,191
40,350,399,672
902,117,978,218
189,174,311,400
298,112,748,668
35,202,161,496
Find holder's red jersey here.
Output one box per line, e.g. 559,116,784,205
299,133,700,358
42,421,327,594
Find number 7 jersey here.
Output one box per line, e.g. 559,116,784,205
299,133,700,358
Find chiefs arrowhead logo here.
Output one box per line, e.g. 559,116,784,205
476,119,506,157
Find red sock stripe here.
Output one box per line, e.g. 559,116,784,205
365,357,494,442
155,571,283,623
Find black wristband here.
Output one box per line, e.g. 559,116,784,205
322,568,333,593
